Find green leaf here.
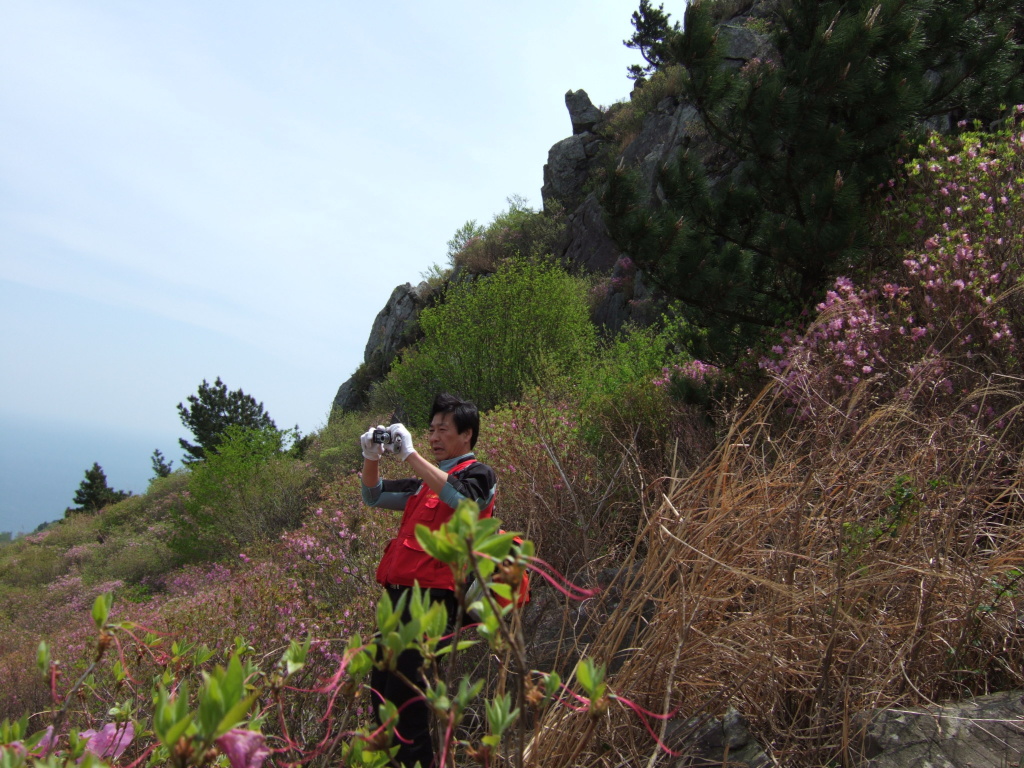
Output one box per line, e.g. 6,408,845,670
544,671,561,698
576,658,605,698
376,591,394,633
193,644,215,667
222,654,244,701
216,692,258,737
415,524,461,563
154,683,193,747
162,714,193,749
347,645,375,681
474,532,518,559
280,638,309,677
197,675,224,739
435,639,477,657
92,593,113,630
36,641,50,679
491,583,512,600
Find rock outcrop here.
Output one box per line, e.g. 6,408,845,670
852,691,1024,767
332,282,431,413
332,12,774,411
565,88,604,135
540,90,608,213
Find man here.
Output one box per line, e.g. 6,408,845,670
359,393,496,768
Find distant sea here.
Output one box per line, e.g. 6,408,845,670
0,413,184,535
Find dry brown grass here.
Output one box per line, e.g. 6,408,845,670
524,375,1024,767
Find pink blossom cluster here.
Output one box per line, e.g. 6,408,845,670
652,360,719,388
758,113,1023,419
62,543,95,565
759,276,901,390
44,573,123,614
167,562,233,597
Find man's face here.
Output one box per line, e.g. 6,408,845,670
427,412,472,462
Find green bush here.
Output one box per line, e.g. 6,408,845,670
374,259,597,425
171,426,313,561
81,527,176,587
98,472,189,534
603,64,689,149
576,319,717,478
0,542,67,588
32,514,100,551
311,409,392,480
450,196,566,274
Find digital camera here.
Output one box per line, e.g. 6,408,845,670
372,428,393,444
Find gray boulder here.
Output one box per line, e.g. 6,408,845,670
620,98,702,205
852,691,1024,767
719,22,772,64
541,132,605,213
363,282,431,365
664,707,773,768
565,88,604,135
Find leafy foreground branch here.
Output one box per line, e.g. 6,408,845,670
0,502,675,768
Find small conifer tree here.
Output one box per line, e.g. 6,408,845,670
70,462,130,514
150,449,174,479
177,377,277,463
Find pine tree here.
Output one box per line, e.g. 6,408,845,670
70,463,130,514
177,377,277,463
624,0,679,81
150,449,174,479
607,0,1023,358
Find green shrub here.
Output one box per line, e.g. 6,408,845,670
374,259,598,425
98,472,189,535
81,527,177,587
0,542,67,588
578,324,675,403
31,514,100,550
0,515,106,589
475,398,609,576
450,196,566,274
602,64,689,150
171,426,313,561
311,409,392,481
576,319,717,479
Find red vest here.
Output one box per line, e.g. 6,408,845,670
375,459,495,590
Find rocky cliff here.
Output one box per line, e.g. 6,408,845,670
332,6,777,414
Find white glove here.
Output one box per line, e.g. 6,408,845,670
360,426,386,461
386,423,415,461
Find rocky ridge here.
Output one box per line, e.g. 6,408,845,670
332,7,782,414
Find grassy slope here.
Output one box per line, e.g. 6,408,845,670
2,119,1022,765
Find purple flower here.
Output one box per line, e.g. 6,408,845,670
80,722,134,761
36,726,56,754
216,729,270,768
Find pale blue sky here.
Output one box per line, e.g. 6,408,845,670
0,0,644,532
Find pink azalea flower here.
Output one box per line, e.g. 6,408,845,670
79,722,134,761
36,726,57,754
216,729,271,768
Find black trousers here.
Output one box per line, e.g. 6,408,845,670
370,586,457,768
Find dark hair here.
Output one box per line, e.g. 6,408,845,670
429,393,480,448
